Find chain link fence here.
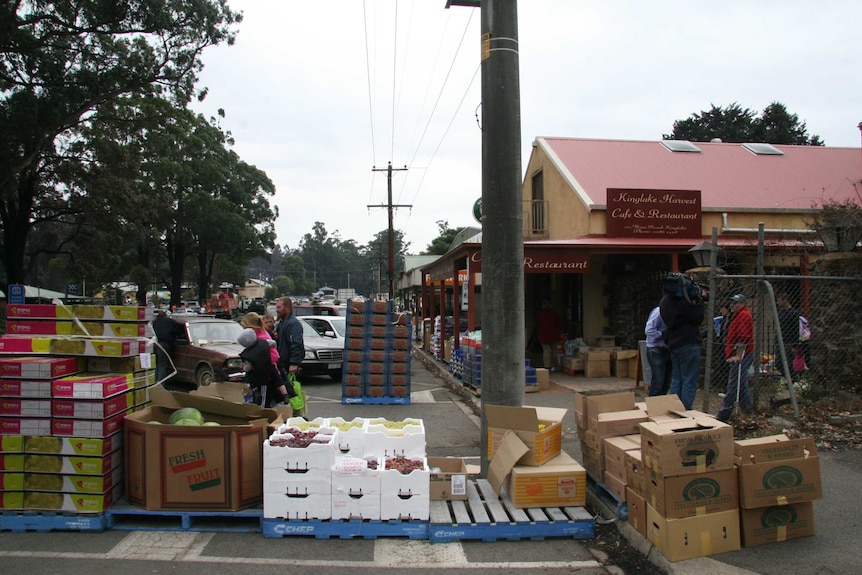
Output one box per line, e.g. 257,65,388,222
703,274,862,412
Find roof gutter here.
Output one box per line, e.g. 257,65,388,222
721,212,815,235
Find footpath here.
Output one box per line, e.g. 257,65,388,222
413,345,860,575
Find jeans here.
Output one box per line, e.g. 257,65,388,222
716,352,755,421
646,346,672,396
155,346,170,384
669,344,701,409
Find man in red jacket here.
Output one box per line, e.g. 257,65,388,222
716,294,755,422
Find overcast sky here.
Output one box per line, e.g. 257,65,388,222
192,1,862,255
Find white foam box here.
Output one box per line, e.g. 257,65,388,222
325,417,368,457
379,456,429,520
331,456,381,520
0,380,53,398
0,417,52,436
263,434,336,472
263,465,331,495
0,398,52,417
263,490,331,520
364,424,426,459
52,391,136,419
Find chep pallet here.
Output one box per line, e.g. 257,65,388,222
105,501,263,532
262,516,429,539
586,471,628,520
341,396,411,405
0,510,106,533
429,479,595,543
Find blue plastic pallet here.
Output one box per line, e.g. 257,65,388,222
105,501,263,532
429,479,595,543
586,472,628,520
262,516,429,539
341,396,410,405
0,510,106,533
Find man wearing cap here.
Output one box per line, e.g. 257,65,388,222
716,294,755,421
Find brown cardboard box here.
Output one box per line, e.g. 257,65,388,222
640,417,734,477
428,456,469,501
507,451,587,508
646,467,739,519
536,368,550,390
486,405,567,466
625,449,646,497
580,391,637,433
740,502,816,547
603,434,641,479
562,356,584,375
613,350,638,377
124,385,277,511
602,469,627,501
626,487,647,537
596,410,648,438
647,505,741,562
734,436,822,509
584,350,611,378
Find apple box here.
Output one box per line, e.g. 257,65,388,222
486,405,567,466
734,435,822,509
639,417,734,477
123,385,277,511
740,502,815,547
506,451,586,509
647,504,741,562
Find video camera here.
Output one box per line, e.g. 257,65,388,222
662,272,706,303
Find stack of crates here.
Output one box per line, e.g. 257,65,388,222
342,300,412,403
449,348,464,379
461,337,482,390
525,359,538,391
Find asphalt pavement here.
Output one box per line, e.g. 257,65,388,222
0,346,858,575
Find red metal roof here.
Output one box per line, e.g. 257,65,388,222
538,137,862,211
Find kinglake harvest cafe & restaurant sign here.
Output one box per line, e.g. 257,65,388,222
606,188,702,238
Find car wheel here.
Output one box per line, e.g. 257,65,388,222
328,369,343,382
196,365,214,388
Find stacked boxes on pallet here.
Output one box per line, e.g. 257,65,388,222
263,417,429,520
342,300,412,402
0,304,155,513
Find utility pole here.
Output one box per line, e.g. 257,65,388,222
369,162,410,299
449,0,523,477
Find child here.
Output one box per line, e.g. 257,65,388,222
240,312,294,406
236,328,283,406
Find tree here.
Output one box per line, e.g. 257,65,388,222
0,0,241,291
422,220,467,255
664,102,823,145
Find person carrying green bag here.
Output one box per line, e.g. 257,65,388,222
287,372,307,418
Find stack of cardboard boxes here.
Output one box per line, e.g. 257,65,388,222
0,304,155,513
486,405,587,509
575,391,823,562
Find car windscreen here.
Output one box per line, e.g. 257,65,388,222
188,321,243,343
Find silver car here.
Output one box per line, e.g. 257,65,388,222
298,315,346,381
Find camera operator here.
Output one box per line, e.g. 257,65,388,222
659,274,705,409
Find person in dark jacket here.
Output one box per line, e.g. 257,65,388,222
152,310,185,384
659,277,705,409
237,327,285,407
275,297,305,381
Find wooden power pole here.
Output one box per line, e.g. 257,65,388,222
369,162,411,298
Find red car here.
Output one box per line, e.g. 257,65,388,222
169,316,246,388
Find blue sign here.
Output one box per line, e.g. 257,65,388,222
66,283,79,295
8,284,25,304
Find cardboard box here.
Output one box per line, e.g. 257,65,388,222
562,356,584,374
536,368,550,390
51,410,128,438
603,434,641,479
613,350,638,377
0,436,24,453
625,449,646,497
0,417,52,436
24,466,123,493
23,484,123,512
5,304,153,321
626,487,647,537
602,469,627,501
124,385,276,511
52,373,135,399
0,379,53,398
646,467,739,519
52,391,137,419
507,451,587,508
584,350,611,378
20,450,123,475
87,355,155,373
6,320,149,338
580,391,637,433
428,456,468,501
486,405,566,466
0,336,151,357
734,436,822,508
640,417,734,477
0,356,82,379
0,398,52,417
23,434,121,456
740,502,816,547
647,505,741,562
596,409,648,438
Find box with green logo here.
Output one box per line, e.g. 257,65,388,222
740,501,815,547
645,467,738,519
734,435,822,509
124,385,277,511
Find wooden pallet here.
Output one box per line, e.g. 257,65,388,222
429,479,594,543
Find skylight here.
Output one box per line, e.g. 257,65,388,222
661,140,702,153
742,143,784,156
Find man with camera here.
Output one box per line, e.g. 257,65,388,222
659,273,705,409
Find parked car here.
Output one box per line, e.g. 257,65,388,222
293,303,347,317
246,297,267,314
298,315,346,381
170,316,246,388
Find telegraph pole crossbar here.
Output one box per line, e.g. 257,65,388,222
369,161,411,298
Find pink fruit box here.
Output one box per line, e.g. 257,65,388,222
0,336,151,357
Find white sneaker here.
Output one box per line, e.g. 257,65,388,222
717,392,726,398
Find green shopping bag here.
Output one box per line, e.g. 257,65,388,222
287,372,306,415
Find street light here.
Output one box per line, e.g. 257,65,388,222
688,240,714,268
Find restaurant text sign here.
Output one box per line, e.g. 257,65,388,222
606,188,702,238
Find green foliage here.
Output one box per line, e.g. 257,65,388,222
664,102,823,145
422,220,466,255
